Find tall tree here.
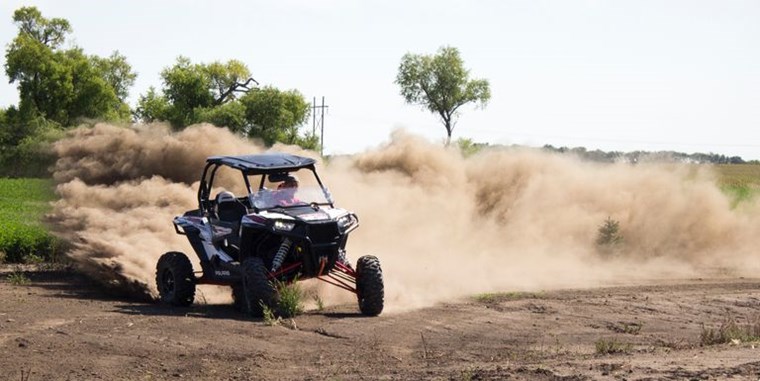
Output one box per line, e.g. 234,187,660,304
395,46,491,144
134,87,171,124
92,51,137,102
141,57,257,127
136,57,316,150
160,57,215,126
11,6,70,48
4,6,135,126
206,59,257,105
240,86,312,147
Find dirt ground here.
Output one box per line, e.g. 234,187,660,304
1,266,760,381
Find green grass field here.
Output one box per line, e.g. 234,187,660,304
0,178,59,263
714,164,760,207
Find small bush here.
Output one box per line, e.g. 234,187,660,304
700,314,760,346
261,303,278,326
596,217,623,255
595,338,632,355
7,270,30,286
275,279,305,318
456,137,487,157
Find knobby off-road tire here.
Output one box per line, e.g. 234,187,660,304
242,257,277,317
156,252,196,306
356,255,384,316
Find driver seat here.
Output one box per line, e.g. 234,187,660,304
217,194,247,223
215,192,247,254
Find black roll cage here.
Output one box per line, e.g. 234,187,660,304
197,161,332,216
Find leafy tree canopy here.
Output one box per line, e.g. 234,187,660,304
11,6,70,48
396,46,490,144
4,6,135,126
92,51,137,102
136,57,316,150
241,86,312,147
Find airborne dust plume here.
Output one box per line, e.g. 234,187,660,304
49,123,760,309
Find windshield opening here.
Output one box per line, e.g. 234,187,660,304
247,168,331,209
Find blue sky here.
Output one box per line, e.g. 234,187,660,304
2,0,759,159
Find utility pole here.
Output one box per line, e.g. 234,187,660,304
311,96,328,155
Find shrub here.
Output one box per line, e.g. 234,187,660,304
275,279,305,318
261,303,278,326
700,314,760,345
7,270,30,286
596,217,623,255
594,338,632,355
256,279,306,324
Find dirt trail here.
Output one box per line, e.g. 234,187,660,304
2,267,760,380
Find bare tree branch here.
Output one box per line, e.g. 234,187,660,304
215,77,259,105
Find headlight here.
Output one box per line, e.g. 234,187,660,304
273,220,296,231
337,214,357,229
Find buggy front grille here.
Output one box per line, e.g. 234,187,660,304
307,221,340,245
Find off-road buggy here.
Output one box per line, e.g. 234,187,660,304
155,153,384,316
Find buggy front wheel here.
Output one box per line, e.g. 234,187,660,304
242,257,277,317
356,255,384,316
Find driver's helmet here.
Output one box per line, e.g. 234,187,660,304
216,191,236,204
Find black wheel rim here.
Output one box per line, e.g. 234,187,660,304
162,269,175,294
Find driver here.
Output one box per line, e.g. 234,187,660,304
273,175,301,206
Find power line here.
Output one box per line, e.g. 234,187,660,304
312,97,328,155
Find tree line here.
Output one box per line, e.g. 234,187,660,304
0,7,316,177
541,144,752,164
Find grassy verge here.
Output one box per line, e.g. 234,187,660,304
0,178,60,263
714,164,760,207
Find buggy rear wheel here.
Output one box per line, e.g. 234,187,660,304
156,251,196,306
356,255,384,316
242,257,277,317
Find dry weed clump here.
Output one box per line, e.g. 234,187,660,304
700,314,760,345
594,338,632,355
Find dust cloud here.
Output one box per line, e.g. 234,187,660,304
48,124,760,310
49,123,261,299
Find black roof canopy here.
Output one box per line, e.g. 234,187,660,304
206,153,316,173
